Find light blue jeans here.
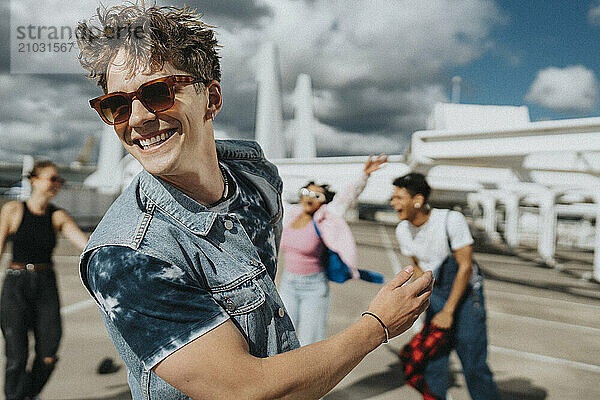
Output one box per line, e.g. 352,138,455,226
279,271,331,346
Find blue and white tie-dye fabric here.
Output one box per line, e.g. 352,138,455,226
87,246,230,369
81,140,299,399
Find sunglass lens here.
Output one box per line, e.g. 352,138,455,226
141,82,172,112
100,95,130,124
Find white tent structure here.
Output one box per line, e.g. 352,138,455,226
254,42,286,160
83,126,124,195
290,74,317,158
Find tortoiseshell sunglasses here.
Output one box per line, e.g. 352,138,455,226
89,75,206,125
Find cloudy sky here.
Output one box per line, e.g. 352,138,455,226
1,0,599,164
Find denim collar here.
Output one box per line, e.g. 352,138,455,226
135,140,267,236
215,139,262,160
138,169,217,236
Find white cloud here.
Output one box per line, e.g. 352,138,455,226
214,0,503,153
0,74,100,162
259,0,503,87
2,0,505,159
525,66,599,113
589,3,600,25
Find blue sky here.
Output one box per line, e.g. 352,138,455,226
0,0,599,163
453,1,600,120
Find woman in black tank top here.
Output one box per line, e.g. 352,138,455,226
0,160,88,400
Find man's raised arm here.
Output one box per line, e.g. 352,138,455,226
154,267,433,399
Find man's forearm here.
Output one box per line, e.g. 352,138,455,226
154,268,433,400
442,265,471,314
442,246,474,314
259,268,431,399
155,314,386,400
260,315,384,399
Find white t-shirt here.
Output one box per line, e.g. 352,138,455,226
395,209,477,281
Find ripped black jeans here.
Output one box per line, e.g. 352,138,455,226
1,269,62,400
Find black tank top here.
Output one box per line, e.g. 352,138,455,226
12,202,59,264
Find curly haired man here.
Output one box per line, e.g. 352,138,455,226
77,5,433,399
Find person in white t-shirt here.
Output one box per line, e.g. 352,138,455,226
391,173,500,400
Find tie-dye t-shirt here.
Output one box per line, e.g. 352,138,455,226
86,167,290,371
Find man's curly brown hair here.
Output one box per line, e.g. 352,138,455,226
76,4,221,93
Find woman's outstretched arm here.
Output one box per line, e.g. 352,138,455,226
327,154,388,217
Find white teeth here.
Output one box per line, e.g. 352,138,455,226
139,130,175,149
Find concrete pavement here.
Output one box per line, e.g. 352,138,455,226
0,220,598,399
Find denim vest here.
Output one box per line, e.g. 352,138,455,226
80,140,299,399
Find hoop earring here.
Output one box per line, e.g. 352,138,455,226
414,203,421,209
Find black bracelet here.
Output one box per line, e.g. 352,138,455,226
361,312,389,343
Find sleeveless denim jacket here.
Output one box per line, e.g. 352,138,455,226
79,140,299,399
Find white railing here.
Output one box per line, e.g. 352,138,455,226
410,116,600,172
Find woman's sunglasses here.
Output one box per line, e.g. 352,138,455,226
89,75,206,125
299,187,326,202
33,175,65,185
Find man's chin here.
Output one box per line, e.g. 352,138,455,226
132,151,176,176
136,159,172,176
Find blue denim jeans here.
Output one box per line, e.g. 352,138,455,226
279,271,330,346
425,257,500,400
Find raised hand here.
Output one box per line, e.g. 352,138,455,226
366,266,433,340
364,154,388,176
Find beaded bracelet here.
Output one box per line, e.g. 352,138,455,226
361,311,389,343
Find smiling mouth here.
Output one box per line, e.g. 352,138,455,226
135,128,177,150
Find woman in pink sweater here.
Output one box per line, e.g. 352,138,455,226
279,155,387,346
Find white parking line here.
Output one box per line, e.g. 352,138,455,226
490,345,600,373
486,288,600,310
488,310,600,334
60,299,95,315
378,225,403,274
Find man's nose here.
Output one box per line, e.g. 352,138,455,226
128,99,155,127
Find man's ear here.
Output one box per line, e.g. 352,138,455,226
413,194,425,209
205,80,223,121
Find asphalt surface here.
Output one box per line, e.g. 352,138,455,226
1,220,599,399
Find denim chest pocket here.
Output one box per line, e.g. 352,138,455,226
212,279,266,317
212,274,299,357
212,278,270,355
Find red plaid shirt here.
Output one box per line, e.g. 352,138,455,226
399,323,451,400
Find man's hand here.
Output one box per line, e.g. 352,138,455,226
366,266,433,340
363,154,388,177
431,310,453,330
